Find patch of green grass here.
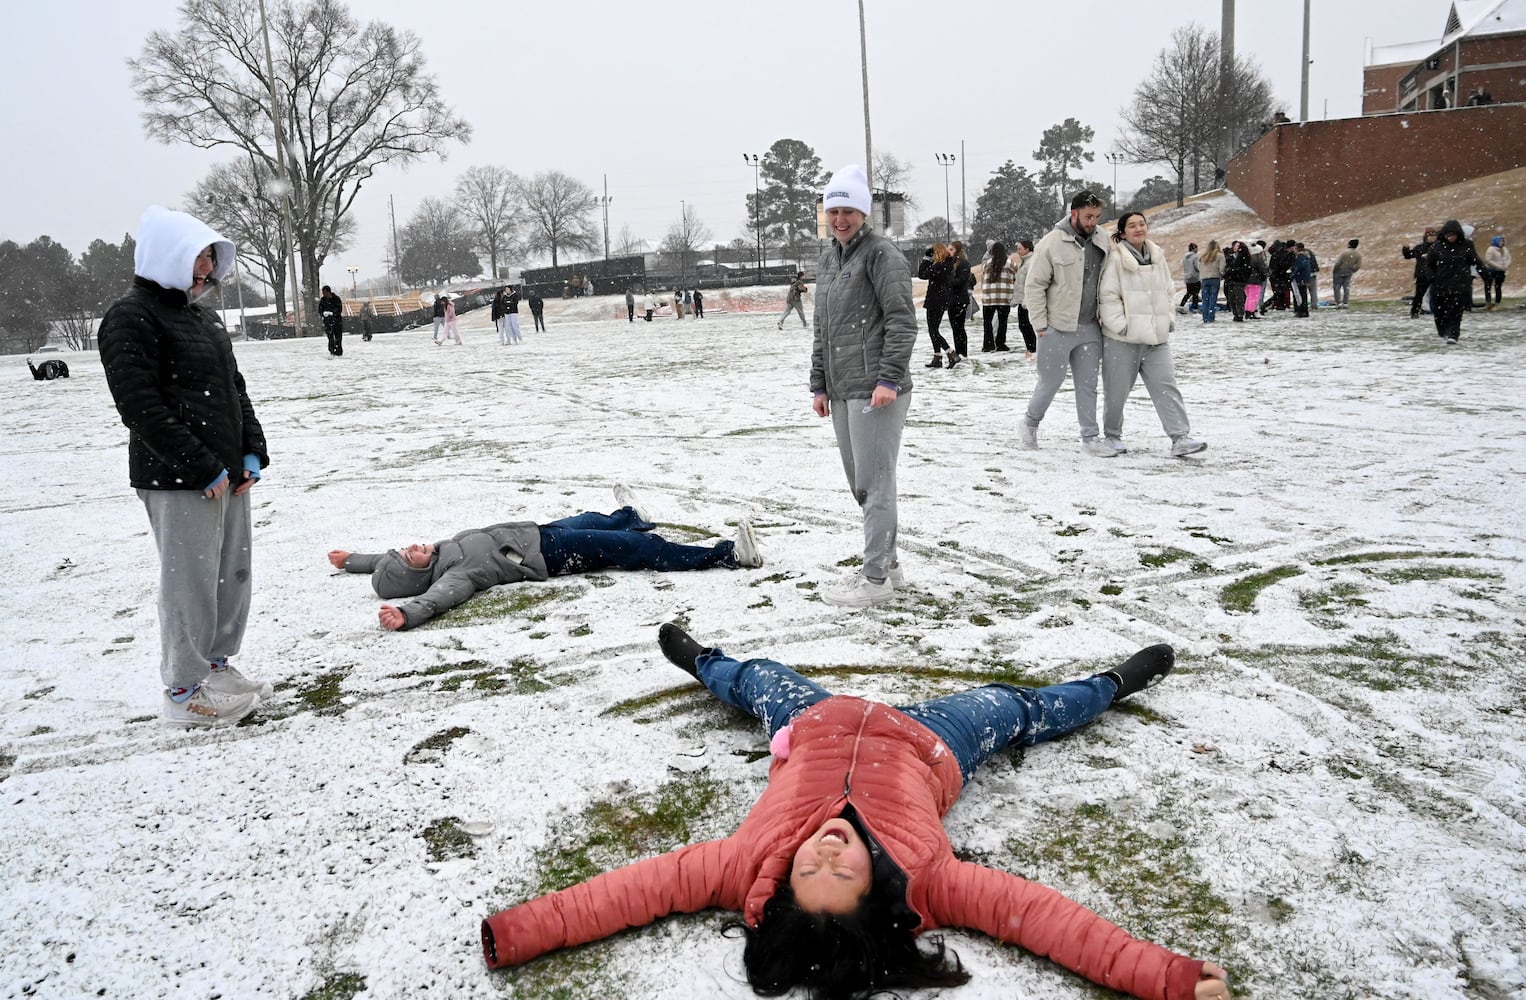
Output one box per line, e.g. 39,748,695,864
1100,584,1123,596
569,623,593,637
420,816,477,863
1368,565,1500,584
1187,528,1232,545
1108,527,1134,537
1298,582,1369,613
1055,524,1089,537
0,752,14,781
1038,615,1073,629
23,686,54,701
404,726,470,764
1072,597,1092,610
1221,565,1304,613
937,540,961,549
836,555,864,568
754,572,793,586
299,972,366,1000
969,613,994,627
1313,549,1476,566
749,596,774,610
1139,547,1195,568
295,669,350,715
1004,802,1235,964
418,585,577,629
528,775,727,896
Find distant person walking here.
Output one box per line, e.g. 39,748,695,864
442,295,461,344
692,288,704,318
318,284,344,357
1426,220,1482,343
432,294,447,343
1482,236,1510,308
917,243,957,368
360,301,375,342
625,288,636,322
1402,229,1438,317
1331,239,1362,307
97,206,272,727
528,289,546,331
810,165,916,608
1178,242,1201,314
1098,211,1207,458
778,272,809,329
1019,190,1115,456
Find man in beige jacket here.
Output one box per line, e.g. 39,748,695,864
1020,191,1116,457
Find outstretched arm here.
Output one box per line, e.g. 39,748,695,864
331,550,384,573
482,838,738,969
923,861,1217,1000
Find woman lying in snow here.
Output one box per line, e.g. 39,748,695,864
327,487,761,631
481,625,1231,1000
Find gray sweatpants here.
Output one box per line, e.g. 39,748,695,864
1023,321,1103,440
779,300,807,327
829,389,912,581
139,488,253,690
1101,340,1191,441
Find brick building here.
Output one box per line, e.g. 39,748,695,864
1364,0,1526,113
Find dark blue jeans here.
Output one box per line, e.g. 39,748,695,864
538,508,735,576
694,650,1117,784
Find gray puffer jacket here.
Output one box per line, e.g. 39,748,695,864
809,227,916,399
342,522,549,630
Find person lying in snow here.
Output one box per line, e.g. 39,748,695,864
480,625,1233,1000
327,487,761,631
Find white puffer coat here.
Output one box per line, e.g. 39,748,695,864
1099,239,1176,345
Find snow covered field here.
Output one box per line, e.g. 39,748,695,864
2,301,1523,999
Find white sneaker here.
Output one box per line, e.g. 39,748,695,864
1171,436,1208,457
1019,423,1038,450
1082,438,1119,458
205,662,273,699
732,519,763,568
1104,437,1128,454
613,484,655,523
860,564,906,588
820,573,894,608
163,685,259,728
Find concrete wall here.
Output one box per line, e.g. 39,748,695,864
1226,104,1526,225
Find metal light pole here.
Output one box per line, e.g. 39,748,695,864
600,174,612,261
935,153,955,242
858,0,873,178
679,200,687,290
1104,152,1125,211
743,153,762,284
1299,0,1311,121
346,265,358,299
959,138,966,241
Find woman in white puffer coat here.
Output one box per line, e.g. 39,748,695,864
1098,212,1206,458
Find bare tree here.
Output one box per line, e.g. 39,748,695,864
1117,24,1275,204
185,158,353,317
520,171,599,268
659,206,713,288
613,224,645,258
130,0,470,332
454,165,523,281
397,197,480,286
871,151,917,230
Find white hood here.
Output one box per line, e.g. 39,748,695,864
133,206,235,293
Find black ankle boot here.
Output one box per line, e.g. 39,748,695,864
925,355,943,368
1102,643,1175,702
658,622,706,678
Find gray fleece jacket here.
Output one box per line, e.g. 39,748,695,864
809,226,917,399
342,522,548,630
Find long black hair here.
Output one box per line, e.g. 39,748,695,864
725,882,969,1000
985,242,1008,280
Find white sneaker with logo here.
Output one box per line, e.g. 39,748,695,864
821,573,894,608
163,685,260,728
205,662,273,699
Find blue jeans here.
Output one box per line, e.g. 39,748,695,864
1200,278,1221,322
694,650,1117,784
538,508,735,576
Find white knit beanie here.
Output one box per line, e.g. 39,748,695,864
823,165,872,216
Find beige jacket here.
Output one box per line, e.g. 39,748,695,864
1099,239,1176,345
1023,222,1113,332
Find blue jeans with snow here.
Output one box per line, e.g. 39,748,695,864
694,650,1117,783
539,508,735,576
1200,278,1222,322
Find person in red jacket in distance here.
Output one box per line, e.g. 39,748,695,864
481,625,1232,1000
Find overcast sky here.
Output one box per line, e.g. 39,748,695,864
2,0,1455,285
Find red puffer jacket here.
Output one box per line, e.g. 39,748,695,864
481,696,1206,1000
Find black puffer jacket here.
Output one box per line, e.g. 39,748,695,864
1222,246,1253,283
1424,221,1482,295
99,277,268,492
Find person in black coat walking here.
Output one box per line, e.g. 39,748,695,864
97,206,272,728
1401,228,1438,318
1425,220,1481,343
917,243,956,367
319,285,344,356
528,289,546,332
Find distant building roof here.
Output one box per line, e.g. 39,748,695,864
1368,0,1526,65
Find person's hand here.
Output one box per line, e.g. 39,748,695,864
1035,327,1048,338
204,474,230,500
379,605,405,631
231,469,258,497
1194,963,1231,1000
812,395,830,418
328,550,351,569
867,384,898,410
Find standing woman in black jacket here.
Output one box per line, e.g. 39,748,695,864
917,242,957,367
945,241,973,365
1221,240,1253,322
98,206,272,728
1425,220,1481,344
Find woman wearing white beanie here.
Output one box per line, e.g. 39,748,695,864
808,165,918,607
